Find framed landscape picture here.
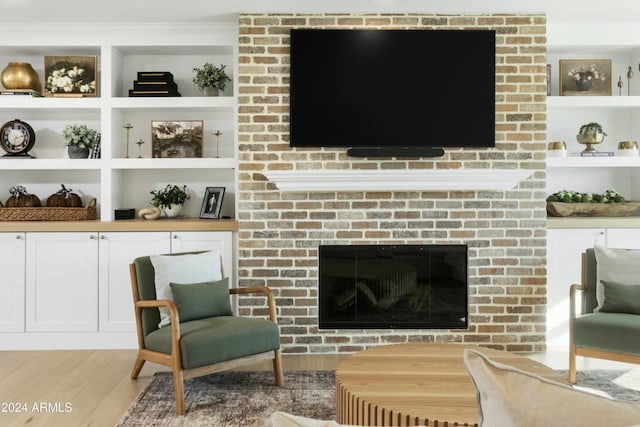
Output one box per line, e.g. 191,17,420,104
44,55,97,96
151,120,203,158
200,187,225,219
559,59,611,96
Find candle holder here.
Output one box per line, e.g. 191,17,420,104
123,123,133,158
213,130,223,158
135,138,145,158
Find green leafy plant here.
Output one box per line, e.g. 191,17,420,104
578,122,607,137
149,184,190,209
547,189,626,203
192,63,232,91
62,124,97,147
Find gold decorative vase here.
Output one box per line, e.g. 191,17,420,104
576,133,605,153
0,62,41,91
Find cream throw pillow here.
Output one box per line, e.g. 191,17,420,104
464,349,640,427
150,250,223,328
594,245,640,311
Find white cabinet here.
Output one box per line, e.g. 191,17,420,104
0,24,238,220
0,233,25,332
605,228,640,248
171,231,234,281
546,228,605,348
98,230,233,332
98,232,171,332
25,232,99,332
546,226,640,349
0,229,234,349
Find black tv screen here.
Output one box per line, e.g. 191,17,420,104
289,29,496,150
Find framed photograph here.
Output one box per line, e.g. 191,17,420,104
559,59,611,96
44,55,97,97
151,120,203,158
200,187,225,219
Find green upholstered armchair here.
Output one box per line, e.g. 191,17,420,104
569,248,640,383
129,251,283,415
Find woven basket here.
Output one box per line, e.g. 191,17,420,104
0,198,97,221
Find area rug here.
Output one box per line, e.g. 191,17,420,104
116,368,640,426
565,368,640,401
115,371,335,427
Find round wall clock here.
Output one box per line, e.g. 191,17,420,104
0,119,36,157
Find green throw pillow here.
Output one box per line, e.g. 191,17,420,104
169,278,233,322
600,280,640,315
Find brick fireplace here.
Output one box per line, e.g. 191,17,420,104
236,13,547,354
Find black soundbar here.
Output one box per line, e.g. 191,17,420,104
346,147,445,158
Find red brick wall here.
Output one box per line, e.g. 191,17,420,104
237,13,547,354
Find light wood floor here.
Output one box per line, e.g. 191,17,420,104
0,347,634,427
0,350,346,427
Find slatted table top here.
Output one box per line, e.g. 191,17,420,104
335,342,565,427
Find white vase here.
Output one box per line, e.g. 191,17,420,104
164,204,183,217
203,87,219,96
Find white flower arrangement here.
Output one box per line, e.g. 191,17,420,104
567,64,606,82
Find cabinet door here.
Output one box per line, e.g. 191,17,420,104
98,232,171,331
171,231,234,283
546,228,605,348
0,233,25,332
605,229,640,249
25,232,99,332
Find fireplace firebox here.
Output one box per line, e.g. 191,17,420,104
318,245,468,329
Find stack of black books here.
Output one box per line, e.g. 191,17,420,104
128,71,181,97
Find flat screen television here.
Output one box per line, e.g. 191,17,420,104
289,29,496,156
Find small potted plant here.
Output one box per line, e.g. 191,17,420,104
150,184,190,217
192,63,231,96
63,124,97,158
576,122,607,152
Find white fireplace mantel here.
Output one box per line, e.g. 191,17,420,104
264,169,530,192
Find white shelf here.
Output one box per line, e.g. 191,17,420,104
547,96,640,109
0,96,104,109
265,169,531,192
110,96,235,110
547,156,640,168
110,157,235,169
0,158,103,170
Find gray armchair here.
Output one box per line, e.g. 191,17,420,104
129,251,283,414
569,248,640,383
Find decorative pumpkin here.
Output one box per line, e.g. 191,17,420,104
6,185,41,207
46,184,82,207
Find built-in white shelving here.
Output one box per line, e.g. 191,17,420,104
0,24,238,220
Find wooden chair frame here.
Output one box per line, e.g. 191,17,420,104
129,263,283,415
568,252,640,384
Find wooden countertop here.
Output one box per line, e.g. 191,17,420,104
0,217,238,232
547,216,640,228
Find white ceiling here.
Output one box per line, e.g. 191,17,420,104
3,0,640,25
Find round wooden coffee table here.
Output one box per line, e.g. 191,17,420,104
335,343,565,427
